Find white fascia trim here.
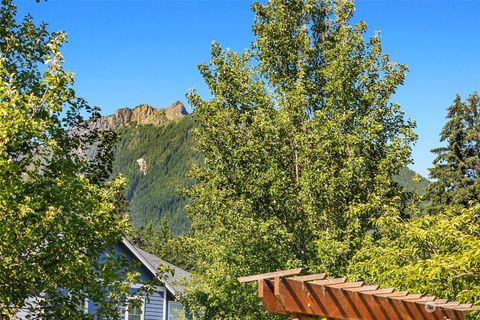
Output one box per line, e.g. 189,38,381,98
163,286,168,320
121,238,179,297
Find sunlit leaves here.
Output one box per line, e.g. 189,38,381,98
0,1,141,318
348,205,480,319
181,0,415,318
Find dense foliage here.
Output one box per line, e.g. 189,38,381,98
349,93,480,319
426,93,480,213
111,115,200,235
114,115,423,238
179,0,416,318
3,0,477,319
349,204,480,317
0,1,147,318
120,118,427,273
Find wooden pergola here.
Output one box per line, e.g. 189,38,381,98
238,268,480,320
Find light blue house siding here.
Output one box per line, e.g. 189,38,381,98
86,239,189,320
86,288,166,319
112,242,155,282
144,289,166,320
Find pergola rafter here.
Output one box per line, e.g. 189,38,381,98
238,268,480,320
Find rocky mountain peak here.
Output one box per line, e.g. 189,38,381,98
95,101,188,130
165,101,189,119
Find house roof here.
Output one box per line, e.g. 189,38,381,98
121,238,190,297
134,246,190,295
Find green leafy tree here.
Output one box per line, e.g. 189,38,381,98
130,217,173,257
0,1,146,318
426,93,480,213
348,204,480,319
181,0,416,318
348,93,480,319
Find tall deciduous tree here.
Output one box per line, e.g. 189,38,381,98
426,93,480,213
182,0,416,318
0,1,144,318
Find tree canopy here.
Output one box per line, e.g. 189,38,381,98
349,204,480,312
180,0,416,318
0,1,146,318
349,92,480,319
426,93,480,213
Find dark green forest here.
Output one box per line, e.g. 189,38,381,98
111,115,200,234
394,167,430,194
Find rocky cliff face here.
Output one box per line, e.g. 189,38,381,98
94,101,188,130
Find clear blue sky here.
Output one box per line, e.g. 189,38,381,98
17,0,480,177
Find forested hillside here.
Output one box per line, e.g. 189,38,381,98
109,105,200,235
395,167,430,195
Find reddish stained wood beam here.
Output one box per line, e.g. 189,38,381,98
258,279,286,314
260,278,467,320
404,299,465,320
431,299,449,304
289,273,327,282
412,296,437,303
362,288,395,295
437,301,461,306
238,268,305,283
391,293,423,300
310,278,346,285
374,290,409,298
446,303,473,309
240,270,478,319
346,284,379,292
326,281,364,289
463,306,480,311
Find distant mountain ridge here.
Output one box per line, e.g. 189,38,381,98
96,101,188,130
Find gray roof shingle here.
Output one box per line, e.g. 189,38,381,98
134,246,190,295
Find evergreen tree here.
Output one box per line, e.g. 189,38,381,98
181,0,415,318
427,92,480,212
